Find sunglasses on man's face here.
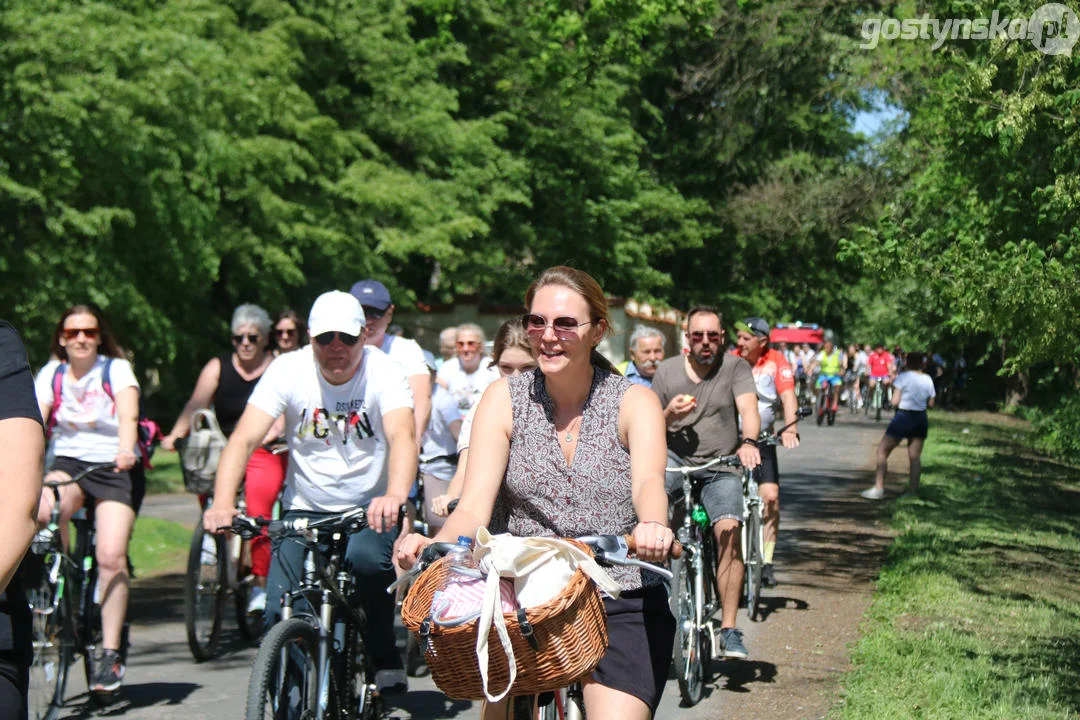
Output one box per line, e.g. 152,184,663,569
275,328,296,338
456,340,481,349
232,333,261,345
522,314,593,337
62,328,100,341
314,331,361,347
361,306,387,321
689,331,722,344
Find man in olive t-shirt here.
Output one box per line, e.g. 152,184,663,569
651,306,761,660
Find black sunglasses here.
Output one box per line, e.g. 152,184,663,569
314,331,361,346
232,333,260,345
361,306,387,321
689,331,722,343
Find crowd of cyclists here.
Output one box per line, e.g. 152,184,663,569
0,271,963,719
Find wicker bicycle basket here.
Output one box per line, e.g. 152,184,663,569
400,547,609,700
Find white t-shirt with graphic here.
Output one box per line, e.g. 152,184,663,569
419,388,462,482
379,335,429,378
35,357,140,463
893,371,936,411
437,357,499,413
247,346,413,512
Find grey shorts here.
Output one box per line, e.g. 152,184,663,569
664,450,742,525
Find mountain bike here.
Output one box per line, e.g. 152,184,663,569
234,508,387,720
868,379,888,421
179,440,267,662
27,463,131,720
664,455,746,706
815,377,837,426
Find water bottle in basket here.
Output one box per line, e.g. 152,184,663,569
430,536,478,622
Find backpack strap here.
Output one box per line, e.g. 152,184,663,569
46,363,66,435
101,357,115,401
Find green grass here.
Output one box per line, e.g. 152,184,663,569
129,516,190,577
833,412,1080,720
145,450,185,494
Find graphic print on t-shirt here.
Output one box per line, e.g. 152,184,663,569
297,401,377,445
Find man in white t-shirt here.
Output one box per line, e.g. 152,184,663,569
205,290,417,692
350,279,431,452
436,323,499,413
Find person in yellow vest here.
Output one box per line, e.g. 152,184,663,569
809,332,845,414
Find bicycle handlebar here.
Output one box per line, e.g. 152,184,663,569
758,408,811,446
665,454,742,474
229,507,369,540
43,462,119,489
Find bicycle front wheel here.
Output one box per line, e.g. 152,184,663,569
669,550,706,706
246,617,320,720
744,507,764,622
184,522,226,661
27,556,72,720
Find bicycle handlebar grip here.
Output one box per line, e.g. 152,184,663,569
622,534,683,559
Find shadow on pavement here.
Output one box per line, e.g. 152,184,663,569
58,682,200,718
388,690,476,718
714,659,777,693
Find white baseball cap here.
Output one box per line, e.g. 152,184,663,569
307,291,366,337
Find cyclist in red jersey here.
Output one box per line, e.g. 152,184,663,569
867,342,895,396
733,318,800,588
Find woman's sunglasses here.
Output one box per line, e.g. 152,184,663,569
314,331,360,346
232,333,261,345
275,328,297,338
523,314,592,337
62,328,100,340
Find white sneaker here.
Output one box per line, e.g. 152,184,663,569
861,487,885,500
247,586,267,615
201,534,217,565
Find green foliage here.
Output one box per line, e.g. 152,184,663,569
1030,390,1080,466
845,0,1080,375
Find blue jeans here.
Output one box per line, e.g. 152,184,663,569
264,510,402,671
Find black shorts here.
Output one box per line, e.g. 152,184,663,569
590,585,675,713
885,410,929,440
49,456,143,511
754,442,779,485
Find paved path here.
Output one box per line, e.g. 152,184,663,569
56,410,901,719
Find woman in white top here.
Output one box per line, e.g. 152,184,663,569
430,317,536,517
862,351,936,499
33,304,141,694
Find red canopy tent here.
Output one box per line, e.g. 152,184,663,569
769,326,824,345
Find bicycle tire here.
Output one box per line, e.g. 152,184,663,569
744,507,764,622
27,555,72,720
245,617,320,720
669,551,705,706
184,522,226,661
80,562,100,690
827,407,836,426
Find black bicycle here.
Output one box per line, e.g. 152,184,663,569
233,508,385,720
26,463,131,720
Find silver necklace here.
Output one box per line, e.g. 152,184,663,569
562,415,582,444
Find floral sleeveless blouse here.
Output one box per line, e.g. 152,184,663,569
493,365,653,591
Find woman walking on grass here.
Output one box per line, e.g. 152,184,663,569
862,351,936,500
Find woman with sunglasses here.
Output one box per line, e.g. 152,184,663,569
272,309,307,355
429,316,537,518
436,323,499,413
400,267,675,719
161,303,286,614
33,304,142,696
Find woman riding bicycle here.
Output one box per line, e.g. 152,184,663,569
429,316,537,519
400,266,675,720
161,303,286,614
33,304,141,696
